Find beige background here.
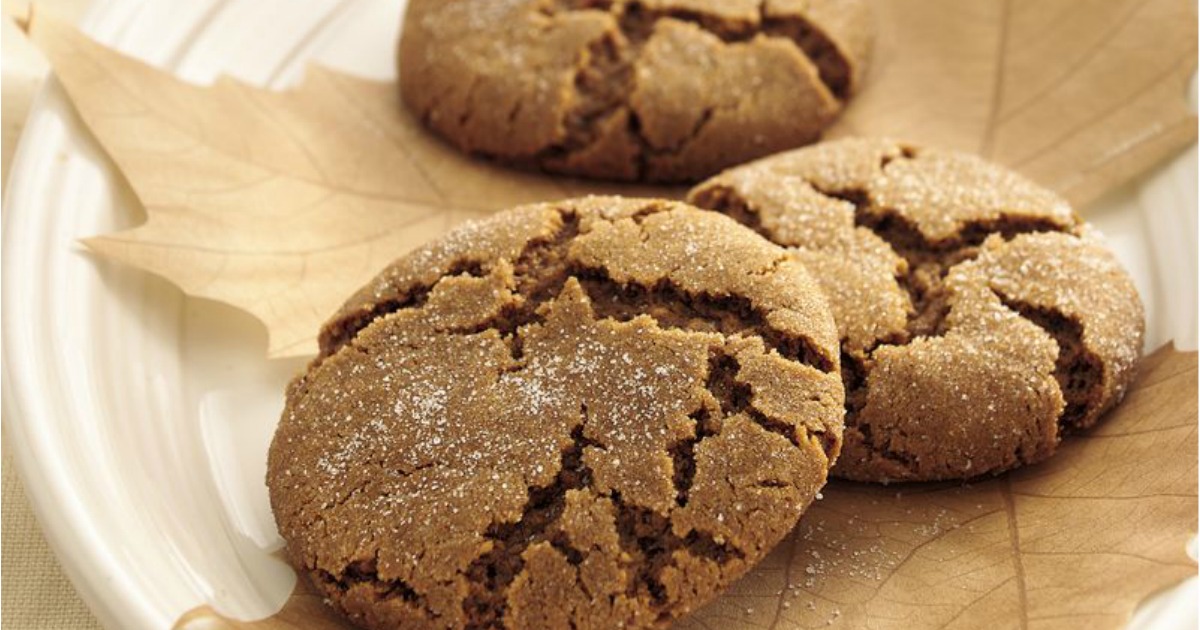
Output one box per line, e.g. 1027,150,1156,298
3,0,104,628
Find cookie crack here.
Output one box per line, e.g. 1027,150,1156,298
575,268,835,372
462,420,599,630
365,206,837,377
761,13,851,99
611,492,743,609
835,188,1070,340
316,558,434,616
693,169,1074,347
617,1,851,98
839,345,921,470
669,404,720,508
703,348,824,453
672,340,836,511
992,290,1106,431
458,356,746,624
318,258,487,360
792,148,1073,341
688,183,768,237
534,29,638,165
545,38,659,180
533,0,852,177
447,211,589,362
320,210,585,363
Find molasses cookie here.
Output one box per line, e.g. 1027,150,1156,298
268,197,844,629
398,0,872,183
689,138,1145,482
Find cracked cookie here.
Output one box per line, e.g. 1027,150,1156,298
267,197,845,629
398,0,872,183
688,138,1146,482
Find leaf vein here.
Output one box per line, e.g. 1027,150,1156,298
1001,476,1029,630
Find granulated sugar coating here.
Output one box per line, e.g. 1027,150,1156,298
689,138,1145,482
267,197,844,629
398,0,872,182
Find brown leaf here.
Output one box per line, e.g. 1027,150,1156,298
28,1,1196,357
171,346,1196,629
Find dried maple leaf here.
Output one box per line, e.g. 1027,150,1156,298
26,1,1196,357
170,345,1196,629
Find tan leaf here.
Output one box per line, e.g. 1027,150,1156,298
27,1,1197,357
170,346,1196,629
26,13,665,357
173,582,345,630
827,0,1197,206
677,344,1197,630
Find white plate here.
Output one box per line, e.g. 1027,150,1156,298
2,1,1196,628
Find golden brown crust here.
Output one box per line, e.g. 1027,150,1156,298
269,197,844,629
689,138,1146,482
398,0,873,183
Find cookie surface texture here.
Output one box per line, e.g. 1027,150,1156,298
689,138,1146,482
398,0,872,183
268,197,844,629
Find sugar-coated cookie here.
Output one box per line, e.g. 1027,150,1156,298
399,0,872,182
690,138,1145,482
268,197,844,628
